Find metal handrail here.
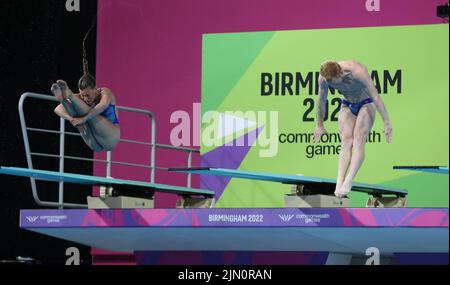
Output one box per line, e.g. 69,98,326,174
18,92,198,209
27,127,200,152
29,152,153,169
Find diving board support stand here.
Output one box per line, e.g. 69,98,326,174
87,196,215,209
285,177,350,208
87,196,154,209
286,179,405,208
284,194,349,208
176,197,216,208
366,196,407,208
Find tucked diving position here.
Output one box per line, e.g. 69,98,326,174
315,60,393,198
51,55,120,152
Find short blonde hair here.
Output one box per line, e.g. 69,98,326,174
320,60,342,81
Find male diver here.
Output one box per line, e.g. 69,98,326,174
315,60,392,198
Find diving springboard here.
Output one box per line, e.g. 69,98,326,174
169,167,408,197
0,166,214,198
393,166,449,175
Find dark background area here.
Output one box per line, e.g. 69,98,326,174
0,0,98,264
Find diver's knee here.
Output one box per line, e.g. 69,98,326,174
341,133,354,149
353,132,366,147
102,140,119,151
90,144,104,152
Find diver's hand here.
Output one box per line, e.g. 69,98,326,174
384,122,393,143
71,116,87,127
314,125,328,143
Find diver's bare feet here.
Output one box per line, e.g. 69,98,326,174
334,180,343,197
56,80,74,99
335,179,352,198
50,83,65,101
78,124,88,136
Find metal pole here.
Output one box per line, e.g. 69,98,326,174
19,93,43,206
58,117,65,209
150,115,156,183
187,151,192,189
106,151,112,177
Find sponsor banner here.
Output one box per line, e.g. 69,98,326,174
20,208,449,228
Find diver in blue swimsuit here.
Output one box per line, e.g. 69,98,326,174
341,97,374,117
51,44,120,152
52,80,121,152
99,103,120,125
314,60,393,198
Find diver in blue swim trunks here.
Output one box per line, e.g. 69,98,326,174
50,44,120,152
314,60,392,198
